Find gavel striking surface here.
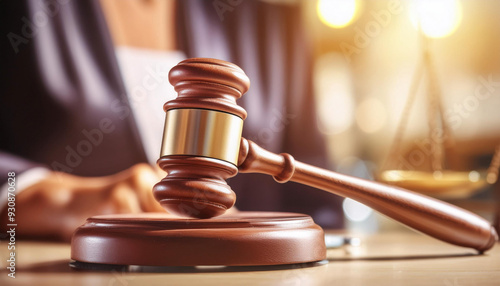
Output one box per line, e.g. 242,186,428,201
71,212,326,267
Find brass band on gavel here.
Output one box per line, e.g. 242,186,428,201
160,108,243,165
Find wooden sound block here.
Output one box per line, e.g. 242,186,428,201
71,211,326,267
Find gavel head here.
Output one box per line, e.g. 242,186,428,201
153,58,250,218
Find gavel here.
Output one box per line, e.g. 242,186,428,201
153,58,498,252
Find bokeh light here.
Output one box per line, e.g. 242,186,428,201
317,0,357,29
342,198,373,222
410,0,462,38
355,98,387,133
314,53,354,135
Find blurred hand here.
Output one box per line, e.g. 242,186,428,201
2,164,166,241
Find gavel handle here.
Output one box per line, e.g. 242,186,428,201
237,138,498,252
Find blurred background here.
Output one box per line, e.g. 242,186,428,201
307,0,500,232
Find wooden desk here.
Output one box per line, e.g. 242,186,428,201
1,230,499,286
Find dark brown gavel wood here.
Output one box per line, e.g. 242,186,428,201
237,138,498,253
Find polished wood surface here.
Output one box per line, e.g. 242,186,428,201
154,58,250,218
155,156,238,218
1,231,499,286
238,138,498,252
165,58,249,119
71,212,326,266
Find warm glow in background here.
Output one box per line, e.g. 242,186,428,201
311,0,499,227
409,0,462,38
317,0,463,38
317,0,358,28
310,0,499,163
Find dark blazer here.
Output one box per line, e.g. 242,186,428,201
0,0,343,228
0,0,148,180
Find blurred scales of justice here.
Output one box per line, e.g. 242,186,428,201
376,1,500,199
376,32,500,199
317,0,500,199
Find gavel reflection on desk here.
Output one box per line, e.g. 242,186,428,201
153,58,497,252
72,58,497,268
